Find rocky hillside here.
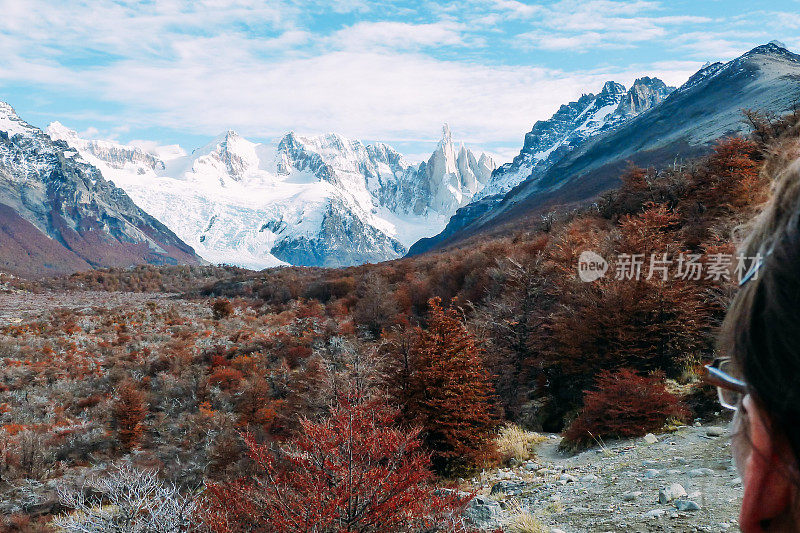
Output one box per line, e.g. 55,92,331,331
410,42,800,256
49,123,495,268
0,103,201,277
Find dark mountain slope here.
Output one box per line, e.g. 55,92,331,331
410,42,800,255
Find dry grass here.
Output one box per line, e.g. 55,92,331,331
504,500,548,533
495,424,547,465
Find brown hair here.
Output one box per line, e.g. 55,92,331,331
719,159,800,477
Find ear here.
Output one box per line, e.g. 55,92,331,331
739,395,795,532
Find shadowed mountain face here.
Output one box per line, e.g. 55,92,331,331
0,102,201,277
409,42,800,256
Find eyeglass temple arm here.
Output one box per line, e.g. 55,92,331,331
704,365,748,394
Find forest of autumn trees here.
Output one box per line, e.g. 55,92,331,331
2,110,798,531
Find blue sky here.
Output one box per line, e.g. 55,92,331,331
1,0,798,162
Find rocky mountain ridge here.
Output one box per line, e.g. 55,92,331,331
0,103,200,277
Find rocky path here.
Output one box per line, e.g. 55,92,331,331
466,423,742,532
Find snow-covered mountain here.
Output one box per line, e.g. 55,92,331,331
0,103,200,277
477,77,674,200
48,123,495,268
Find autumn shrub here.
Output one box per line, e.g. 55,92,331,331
111,381,147,450
198,394,472,532
208,366,244,390
211,298,234,320
562,368,688,450
390,297,498,475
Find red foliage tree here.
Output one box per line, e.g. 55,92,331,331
391,298,498,475
198,394,472,532
111,381,146,450
563,368,688,449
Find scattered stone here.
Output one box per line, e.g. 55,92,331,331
675,499,702,511
644,469,660,479
643,433,659,444
643,509,666,519
464,496,504,529
673,456,689,465
622,491,642,501
659,483,688,504
707,427,727,437
688,468,714,478
523,461,539,472
642,460,660,467
580,474,599,482
490,480,527,496
728,477,743,487
551,529,566,533
559,474,578,483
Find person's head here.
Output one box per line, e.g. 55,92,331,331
718,159,800,532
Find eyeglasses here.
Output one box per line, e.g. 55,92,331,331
704,357,748,411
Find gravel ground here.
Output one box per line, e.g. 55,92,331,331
467,423,742,532
0,290,177,326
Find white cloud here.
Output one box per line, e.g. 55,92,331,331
128,139,187,160
327,21,471,50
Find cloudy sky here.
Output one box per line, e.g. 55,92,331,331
1,0,798,162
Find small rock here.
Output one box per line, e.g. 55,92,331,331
622,491,642,501
707,427,726,437
687,468,714,478
559,474,577,483
580,474,598,482
644,469,660,479
727,477,743,487
464,496,504,529
643,433,659,444
643,509,666,519
551,530,566,533
675,499,701,511
490,480,527,495
673,456,689,465
523,461,539,472
659,483,688,504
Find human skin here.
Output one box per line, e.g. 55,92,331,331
733,395,799,532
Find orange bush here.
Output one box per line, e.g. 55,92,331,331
563,368,688,449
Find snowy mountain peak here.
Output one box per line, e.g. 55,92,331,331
617,77,674,116
190,130,260,183
422,126,496,213
440,123,453,144
600,81,626,96
47,122,165,173
0,101,36,138
742,41,800,62
476,76,674,200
